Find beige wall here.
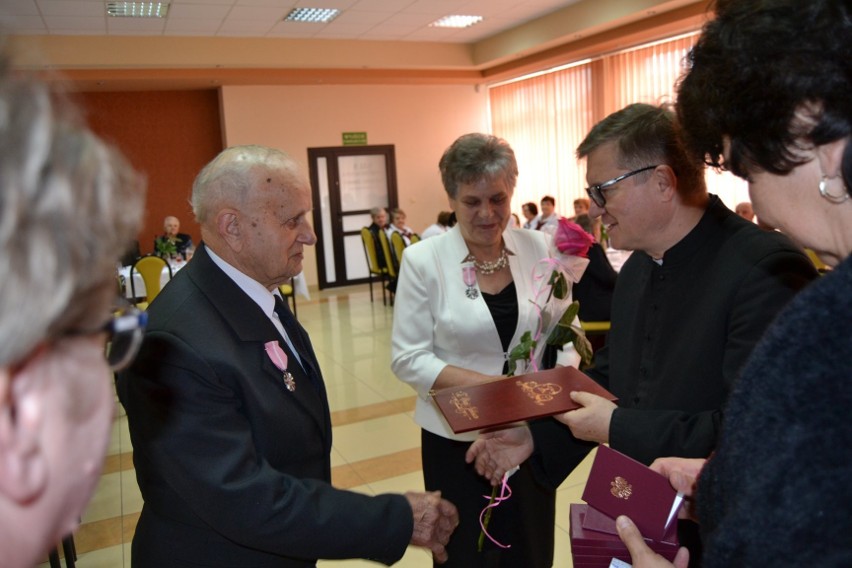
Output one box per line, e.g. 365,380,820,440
220,83,490,289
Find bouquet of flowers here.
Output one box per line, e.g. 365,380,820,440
155,235,181,259
506,217,595,376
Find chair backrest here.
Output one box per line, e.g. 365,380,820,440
278,279,297,317
360,227,384,275
390,231,406,267
377,230,397,279
130,255,172,305
804,247,830,273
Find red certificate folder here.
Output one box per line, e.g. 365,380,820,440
581,445,684,542
430,366,617,434
570,504,680,567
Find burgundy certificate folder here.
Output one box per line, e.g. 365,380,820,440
581,445,683,542
431,366,616,434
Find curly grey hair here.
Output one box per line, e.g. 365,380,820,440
438,133,518,198
0,53,145,366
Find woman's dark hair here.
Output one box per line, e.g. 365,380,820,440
677,0,851,194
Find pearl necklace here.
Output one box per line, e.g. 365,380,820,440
469,248,509,275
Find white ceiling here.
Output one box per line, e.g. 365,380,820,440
1,0,582,43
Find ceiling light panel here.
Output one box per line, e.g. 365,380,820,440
284,8,340,23
429,15,484,29
106,2,169,18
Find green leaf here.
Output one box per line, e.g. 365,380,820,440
552,271,569,300
573,332,594,368
506,330,537,377
155,236,180,257
545,301,594,367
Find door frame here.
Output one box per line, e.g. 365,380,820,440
307,144,398,289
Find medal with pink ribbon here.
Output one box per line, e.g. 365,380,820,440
265,341,296,391
462,262,479,300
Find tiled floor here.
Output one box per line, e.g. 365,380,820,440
42,283,594,567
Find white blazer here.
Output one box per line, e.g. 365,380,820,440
391,225,581,441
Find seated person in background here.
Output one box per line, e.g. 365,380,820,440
0,49,146,568
572,214,617,323
734,201,755,222
386,207,417,245
572,197,591,219
367,206,389,260
521,201,540,229
421,210,453,239
466,103,818,564
154,215,194,259
509,212,521,228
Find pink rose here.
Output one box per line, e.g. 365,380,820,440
554,217,594,258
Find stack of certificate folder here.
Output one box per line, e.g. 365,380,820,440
571,445,683,567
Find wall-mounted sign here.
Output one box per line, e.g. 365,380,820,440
342,132,368,146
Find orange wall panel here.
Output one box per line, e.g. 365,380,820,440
74,89,224,255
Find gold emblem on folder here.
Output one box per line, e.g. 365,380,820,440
610,476,633,500
450,391,480,420
516,380,563,406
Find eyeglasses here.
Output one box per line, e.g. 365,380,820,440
104,302,148,371
584,165,659,208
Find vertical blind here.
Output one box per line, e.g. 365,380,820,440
490,33,748,218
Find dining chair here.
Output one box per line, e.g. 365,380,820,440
390,231,407,270
130,255,172,310
377,230,397,306
278,278,297,319
360,227,388,305
804,247,830,274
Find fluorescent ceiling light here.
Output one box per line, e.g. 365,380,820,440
106,2,169,18
283,8,340,23
429,15,483,29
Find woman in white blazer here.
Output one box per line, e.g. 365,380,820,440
391,133,580,567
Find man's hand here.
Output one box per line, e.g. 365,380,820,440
554,391,616,443
616,515,689,568
405,491,459,564
650,457,706,521
465,424,533,486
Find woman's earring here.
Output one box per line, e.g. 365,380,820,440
818,173,850,204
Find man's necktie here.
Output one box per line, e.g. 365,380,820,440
273,294,318,381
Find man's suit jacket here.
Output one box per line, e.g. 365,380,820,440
117,244,411,567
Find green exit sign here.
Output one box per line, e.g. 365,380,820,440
342,132,368,145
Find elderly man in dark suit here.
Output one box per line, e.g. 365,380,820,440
117,145,457,567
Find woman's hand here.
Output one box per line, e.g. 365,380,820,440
616,516,689,568
465,423,533,486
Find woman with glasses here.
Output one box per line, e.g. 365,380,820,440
0,49,145,567
615,0,852,566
